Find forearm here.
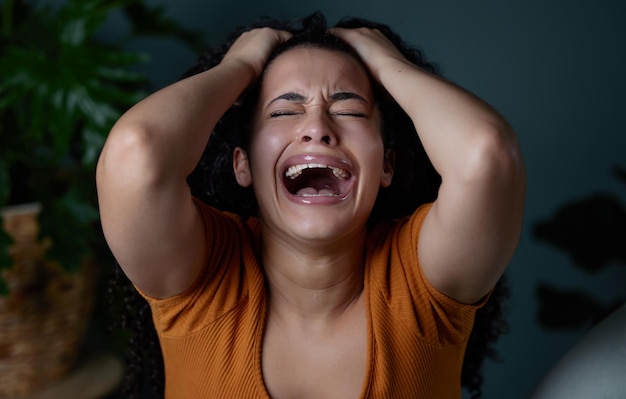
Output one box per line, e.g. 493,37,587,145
376,58,518,179
103,59,256,180
332,27,519,180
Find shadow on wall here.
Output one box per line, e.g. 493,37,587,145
533,165,626,330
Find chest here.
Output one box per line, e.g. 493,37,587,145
260,300,369,399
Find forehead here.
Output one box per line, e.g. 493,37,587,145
260,47,373,98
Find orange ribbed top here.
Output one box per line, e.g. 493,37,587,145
139,200,483,398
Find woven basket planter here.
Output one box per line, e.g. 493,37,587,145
0,204,95,398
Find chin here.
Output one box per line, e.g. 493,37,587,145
288,211,367,243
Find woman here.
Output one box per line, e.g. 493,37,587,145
99,12,524,398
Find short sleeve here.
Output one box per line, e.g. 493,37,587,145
136,199,253,337
367,203,486,346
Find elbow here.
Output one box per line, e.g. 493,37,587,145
96,122,168,193
461,123,526,191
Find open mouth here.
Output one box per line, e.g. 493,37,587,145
283,163,353,197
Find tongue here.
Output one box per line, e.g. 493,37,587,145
296,187,336,196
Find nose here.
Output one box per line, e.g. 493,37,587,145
299,111,337,145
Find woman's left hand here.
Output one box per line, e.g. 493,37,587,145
330,27,411,82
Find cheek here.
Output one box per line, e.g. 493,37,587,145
355,126,385,160
360,134,387,181
248,129,284,181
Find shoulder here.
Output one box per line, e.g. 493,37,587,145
366,202,483,345
367,202,433,249
141,201,263,334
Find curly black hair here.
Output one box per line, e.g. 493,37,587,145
109,11,510,399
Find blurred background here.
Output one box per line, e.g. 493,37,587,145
1,0,624,398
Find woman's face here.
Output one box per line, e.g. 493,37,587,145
234,46,393,244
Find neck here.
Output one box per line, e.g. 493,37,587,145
261,228,366,323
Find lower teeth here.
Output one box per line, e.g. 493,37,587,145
296,187,337,196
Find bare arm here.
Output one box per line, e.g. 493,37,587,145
96,28,291,298
333,28,526,304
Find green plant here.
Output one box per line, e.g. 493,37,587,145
0,0,203,294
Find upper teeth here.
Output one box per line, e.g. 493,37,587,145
285,163,349,180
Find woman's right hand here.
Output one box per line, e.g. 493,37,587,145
221,28,293,78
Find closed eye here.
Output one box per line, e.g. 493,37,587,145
269,110,303,117
333,112,366,117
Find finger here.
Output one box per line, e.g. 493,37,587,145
275,29,294,42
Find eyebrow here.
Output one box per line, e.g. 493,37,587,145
269,92,307,104
330,92,367,102
268,91,368,105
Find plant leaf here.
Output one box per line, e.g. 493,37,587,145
0,160,9,206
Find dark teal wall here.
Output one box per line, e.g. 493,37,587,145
110,1,626,397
